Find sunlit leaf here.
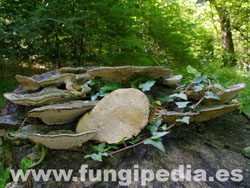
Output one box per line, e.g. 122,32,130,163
92,143,106,151
187,65,201,77
205,92,221,100
143,139,166,153
176,116,190,124
175,101,190,108
151,131,169,139
139,80,156,91
170,93,187,100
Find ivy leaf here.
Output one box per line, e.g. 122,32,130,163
187,65,201,77
117,137,127,145
193,84,204,92
21,158,33,173
84,152,109,162
100,82,120,91
84,153,102,161
91,93,99,101
92,143,106,152
169,93,187,100
175,102,190,108
146,120,162,135
176,116,190,124
152,131,169,139
128,137,141,145
0,163,10,187
213,83,225,90
157,96,174,102
192,76,202,84
139,80,156,91
160,124,167,130
154,100,161,106
107,145,119,150
205,92,221,100
144,139,166,153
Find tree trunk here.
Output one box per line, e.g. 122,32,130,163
209,1,237,66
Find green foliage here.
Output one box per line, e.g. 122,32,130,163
84,152,109,162
205,92,221,100
21,158,32,173
0,163,10,188
175,102,190,109
138,80,156,92
176,116,190,125
143,138,166,153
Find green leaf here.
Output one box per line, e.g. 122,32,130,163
84,153,102,161
193,84,204,92
157,96,174,102
154,100,161,106
175,102,190,108
176,116,190,124
117,137,127,145
107,145,119,150
21,158,33,173
128,137,141,145
100,82,120,91
91,93,99,101
84,152,109,161
144,139,166,153
170,93,187,100
92,143,106,152
0,163,10,186
139,80,156,91
146,120,162,135
160,124,167,130
205,92,221,100
213,83,225,90
152,131,169,139
192,76,202,84
187,65,201,77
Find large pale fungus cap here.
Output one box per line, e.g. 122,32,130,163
160,75,183,86
28,130,96,149
59,67,87,74
87,66,173,84
76,88,150,144
4,87,76,106
28,100,98,125
161,103,240,124
187,83,246,104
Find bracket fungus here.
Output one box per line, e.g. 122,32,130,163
59,67,87,74
28,130,96,149
16,73,76,90
161,103,240,124
28,100,98,125
4,87,78,106
160,75,183,86
15,75,40,91
87,66,173,84
187,83,246,105
76,88,150,144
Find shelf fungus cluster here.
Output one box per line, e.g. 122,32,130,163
0,66,246,150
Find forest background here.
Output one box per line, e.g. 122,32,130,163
0,0,249,115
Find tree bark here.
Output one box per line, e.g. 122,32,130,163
209,1,237,66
